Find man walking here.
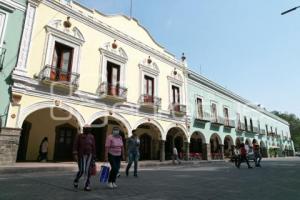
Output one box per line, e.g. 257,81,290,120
254,144,262,167
172,146,181,164
126,130,140,177
237,143,252,169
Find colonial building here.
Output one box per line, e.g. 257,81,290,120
0,0,294,165
187,70,295,160
5,0,189,163
0,0,27,165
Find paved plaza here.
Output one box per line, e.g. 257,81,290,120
0,158,300,200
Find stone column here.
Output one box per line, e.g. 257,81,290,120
205,143,211,160
185,142,190,160
220,144,224,160
0,128,22,165
160,140,165,162
202,143,208,160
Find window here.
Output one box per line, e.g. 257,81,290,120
211,103,217,121
144,75,154,102
237,113,241,128
250,118,253,132
172,85,180,111
257,120,261,131
50,42,74,82
196,98,203,118
223,107,229,125
107,61,120,95
244,117,248,131
271,126,273,133
0,12,7,47
266,125,269,133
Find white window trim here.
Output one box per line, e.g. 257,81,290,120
223,105,230,119
139,61,159,98
195,95,204,118
0,11,8,48
210,101,218,118
43,25,84,75
168,74,184,106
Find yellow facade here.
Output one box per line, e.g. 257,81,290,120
8,0,189,161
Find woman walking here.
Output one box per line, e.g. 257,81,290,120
73,125,96,191
105,127,125,189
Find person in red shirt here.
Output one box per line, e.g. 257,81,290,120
237,143,252,169
73,125,96,191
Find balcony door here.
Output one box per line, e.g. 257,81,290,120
197,98,203,118
172,85,180,111
107,61,120,96
211,103,217,121
144,75,154,102
51,42,73,82
223,107,229,125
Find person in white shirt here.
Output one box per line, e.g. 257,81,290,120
38,137,48,162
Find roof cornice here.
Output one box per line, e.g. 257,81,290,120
187,69,289,126
42,0,184,70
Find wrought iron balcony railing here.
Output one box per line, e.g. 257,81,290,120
259,129,266,135
99,82,127,100
236,122,246,131
223,119,235,128
39,65,80,87
253,127,260,134
0,47,6,71
138,94,161,108
169,103,187,114
210,116,224,125
195,111,211,122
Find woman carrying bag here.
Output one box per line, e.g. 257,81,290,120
105,127,125,189
73,125,96,191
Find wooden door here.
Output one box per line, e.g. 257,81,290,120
16,121,32,161
140,134,152,160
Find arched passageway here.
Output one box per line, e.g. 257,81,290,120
210,133,222,160
189,132,206,160
165,127,187,160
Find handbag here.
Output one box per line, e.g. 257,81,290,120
99,163,110,183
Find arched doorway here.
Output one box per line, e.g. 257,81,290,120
224,135,234,158
210,133,222,160
17,107,80,161
165,127,187,160
90,116,128,161
134,122,162,160
190,132,206,160
140,133,152,160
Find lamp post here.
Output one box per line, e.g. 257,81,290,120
281,6,300,15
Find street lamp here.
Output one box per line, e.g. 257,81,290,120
281,6,300,15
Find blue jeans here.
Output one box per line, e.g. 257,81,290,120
126,151,139,175
108,153,121,183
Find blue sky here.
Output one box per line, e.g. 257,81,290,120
77,0,300,117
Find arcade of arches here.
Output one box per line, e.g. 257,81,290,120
15,106,282,162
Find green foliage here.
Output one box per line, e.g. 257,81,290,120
272,111,300,150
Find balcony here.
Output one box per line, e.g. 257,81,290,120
138,94,161,109
259,129,266,135
0,47,6,71
39,65,80,88
223,119,235,128
236,122,246,132
169,103,186,116
267,132,276,137
253,127,259,134
98,82,127,101
195,111,211,122
210,116,224,126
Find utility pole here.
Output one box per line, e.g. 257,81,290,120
130,0,133,19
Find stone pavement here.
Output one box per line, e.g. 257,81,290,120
0,157,300,200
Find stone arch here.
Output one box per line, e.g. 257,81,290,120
87,111,132,134
132,118,164,138
190,131,206,143
209,133,222,160
223,135,234,158
18,101,85,130
164,123,188,141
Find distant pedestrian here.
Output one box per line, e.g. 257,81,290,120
172,147,181,164
105,127,125,189
253,144,262,167
233,146,240,167
73,125,96,191
237,143,252,169
38,137,48,162
126,129,140,177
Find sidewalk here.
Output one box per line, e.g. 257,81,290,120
0,160,226,175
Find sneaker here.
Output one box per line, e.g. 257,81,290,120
84,186,91,191
73,181,78,189
107,182,113,189
112,183,118,188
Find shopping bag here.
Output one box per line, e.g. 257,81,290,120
99,164,110,183
90,163,97,176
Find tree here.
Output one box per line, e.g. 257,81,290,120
272,111,300,151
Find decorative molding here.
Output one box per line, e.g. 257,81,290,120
138,58,160,76
0,0,26,12
100,42,128,63
14,2,36,76
42,0,185,70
